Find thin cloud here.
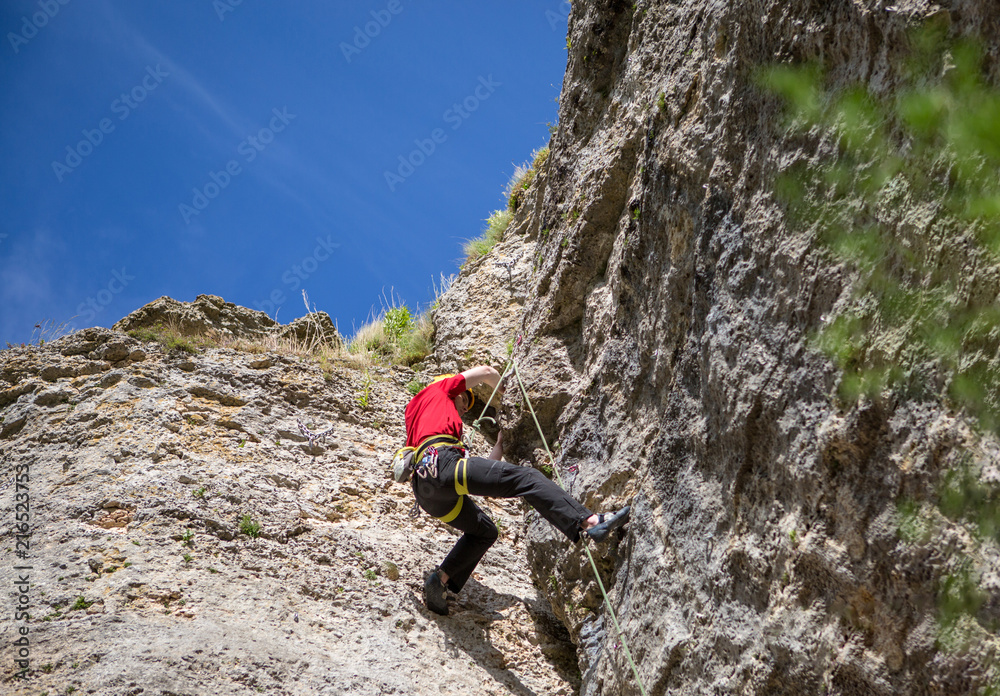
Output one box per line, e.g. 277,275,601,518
0,228,64,339
98,0,248,140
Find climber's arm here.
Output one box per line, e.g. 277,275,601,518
460,365,504,394
489,431,503,461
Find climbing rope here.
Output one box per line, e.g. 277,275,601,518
471,348,649,696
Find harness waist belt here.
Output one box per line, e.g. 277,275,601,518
414,434,464,465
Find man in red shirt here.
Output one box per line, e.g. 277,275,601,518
406,365,630,615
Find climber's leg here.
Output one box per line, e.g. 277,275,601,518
456,456,593,542
436,496,498,593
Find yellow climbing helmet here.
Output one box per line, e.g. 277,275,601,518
431,374,475,408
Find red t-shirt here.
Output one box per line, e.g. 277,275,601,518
405,374,467,447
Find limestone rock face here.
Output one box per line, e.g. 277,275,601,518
431,206,542,375
0,337,577,695
434,1,1000,695
276,312,342,349
111,294,342,349
112,294,279,339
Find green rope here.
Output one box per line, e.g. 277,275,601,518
508,358,649,696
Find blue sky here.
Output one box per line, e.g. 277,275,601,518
0,0,571,346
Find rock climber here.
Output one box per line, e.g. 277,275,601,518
405,365,630,615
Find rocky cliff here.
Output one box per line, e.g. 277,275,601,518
1,322,579,695
433,1,1000,695
5,2,1000,695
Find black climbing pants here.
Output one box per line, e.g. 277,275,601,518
411,446,592,593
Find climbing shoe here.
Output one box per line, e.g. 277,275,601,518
423,569,449,615
585,506,631,542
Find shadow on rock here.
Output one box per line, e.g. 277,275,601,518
430,578,580,696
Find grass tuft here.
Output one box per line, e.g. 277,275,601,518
464,210,512,264
346,287,441,367
239,514,261,538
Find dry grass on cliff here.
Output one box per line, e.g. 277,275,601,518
506,146,549,213
345,304,434,369
461,146,549,266
122,312,425,379
463,209,512,264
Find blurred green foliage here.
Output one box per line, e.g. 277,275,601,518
940,456,1000,542
768,27,1000,681
764,24,1000,434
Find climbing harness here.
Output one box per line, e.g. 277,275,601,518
474,341,650,696
398,435,466,518
392,434,465,483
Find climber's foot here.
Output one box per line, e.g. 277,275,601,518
423,569,449,615
585,506,631,542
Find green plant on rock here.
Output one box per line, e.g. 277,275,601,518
507,147,549,213
347,295,434,367
767,23,1000,677
239,514,261,538
507,168,535,213
533,146,550,170
395,310,434,366
897,498,936,544
357,370,373,411
939,457,1000,543
383,306,415,344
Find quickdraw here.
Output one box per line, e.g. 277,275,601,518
296,418,335,448
415,445,439,479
